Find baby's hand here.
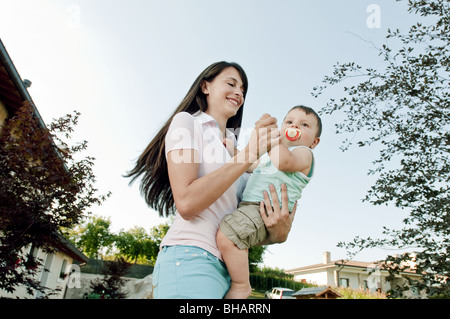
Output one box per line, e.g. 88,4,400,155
223,138,237,157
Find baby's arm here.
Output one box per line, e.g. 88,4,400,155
269,143,312,176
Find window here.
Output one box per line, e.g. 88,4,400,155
35,253,54,299
340,278,349,288
25,245,39,270
59,259,68,279
362,280,368,290
28,244,38,257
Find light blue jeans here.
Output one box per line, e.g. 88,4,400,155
152,245,231,299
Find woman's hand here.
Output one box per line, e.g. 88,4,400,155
259,184,296,244
246,114,280,163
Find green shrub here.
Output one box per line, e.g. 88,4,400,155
337,287,387,299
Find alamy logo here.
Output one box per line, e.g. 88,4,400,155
366,4,381,29
366,263,382,291
67,264,81,289
66,4,81,29
167,126,277,166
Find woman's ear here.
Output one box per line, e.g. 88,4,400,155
200,80,209,95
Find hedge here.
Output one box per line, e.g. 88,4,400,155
250,273,314,292
78,259,154,279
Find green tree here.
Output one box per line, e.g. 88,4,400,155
254,265,291,279
73,216,115,259
146,221,171,264
313,0,449,297
88,257,131,299
0,102,110,297
115,226,154,264
148,221,170,246
249,246,267,273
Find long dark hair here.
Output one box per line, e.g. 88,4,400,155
126,61,249,217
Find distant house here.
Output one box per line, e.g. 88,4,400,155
0,38,88,299
0,236,89,299
285,251,425,298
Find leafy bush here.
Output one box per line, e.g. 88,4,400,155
88,257,131,299
337,287,387,299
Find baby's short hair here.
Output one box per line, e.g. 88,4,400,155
287,105,322,137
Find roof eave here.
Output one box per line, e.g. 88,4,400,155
0,39,46,129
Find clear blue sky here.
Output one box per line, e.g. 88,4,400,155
1,0,420,269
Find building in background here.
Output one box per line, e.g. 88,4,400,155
285,251,425,298
0,38,88,299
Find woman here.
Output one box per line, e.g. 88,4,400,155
127,61,296,298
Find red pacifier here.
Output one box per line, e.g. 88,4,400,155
285,126,301,141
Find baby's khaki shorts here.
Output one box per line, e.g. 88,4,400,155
220,201,268,249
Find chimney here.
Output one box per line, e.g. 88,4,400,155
23,79,32,88
323,251,331,264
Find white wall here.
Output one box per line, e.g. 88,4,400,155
0,246,74,299
293,269,330,286
292,266,426,298
292,267,382,291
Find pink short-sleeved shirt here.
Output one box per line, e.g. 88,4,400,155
160,111,243,259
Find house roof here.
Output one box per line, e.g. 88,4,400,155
0,60,23,112
293,286,341,298
53,233,89,264
285,259,377,274
0,38,88,265
293,286,328,296
0,38,46,126
286,258,420,276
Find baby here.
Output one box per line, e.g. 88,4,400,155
217,105,322,299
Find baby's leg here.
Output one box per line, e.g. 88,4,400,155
216,230,252,299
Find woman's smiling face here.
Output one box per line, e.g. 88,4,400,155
201,67,245,119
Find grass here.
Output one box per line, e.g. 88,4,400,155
248,290,266,299
248,287,388,299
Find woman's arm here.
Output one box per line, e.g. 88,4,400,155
258,183,296,245
223,138,259,173
168,147,251,220
168,114,280,220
